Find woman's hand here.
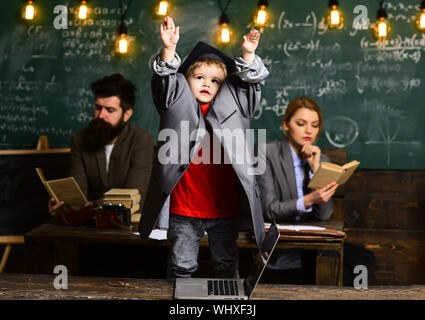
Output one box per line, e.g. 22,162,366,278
241,29,260,63
301,144,321,173
304,182,338,207
48,197,64,217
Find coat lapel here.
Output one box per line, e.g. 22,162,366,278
280,138,298,199
209,82,237,126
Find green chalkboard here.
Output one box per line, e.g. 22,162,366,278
0,0,424,169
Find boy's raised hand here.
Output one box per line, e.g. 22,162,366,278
160,16,180,49
160,16,179,62
241,29,260,62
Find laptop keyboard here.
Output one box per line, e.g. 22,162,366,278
207,280,239,296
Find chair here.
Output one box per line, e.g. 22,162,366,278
0,236,25,273
268,148,347,286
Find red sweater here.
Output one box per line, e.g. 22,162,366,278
170,104,240,218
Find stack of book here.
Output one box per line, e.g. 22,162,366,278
103,188,141,223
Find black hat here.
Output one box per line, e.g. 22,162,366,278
178,41,236,75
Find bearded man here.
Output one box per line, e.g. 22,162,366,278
48,74,154,215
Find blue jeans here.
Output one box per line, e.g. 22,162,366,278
167,214,239,279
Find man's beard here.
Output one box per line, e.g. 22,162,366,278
82,117,126,151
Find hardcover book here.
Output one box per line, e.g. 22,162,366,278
36,167,88,209
307,160,360,189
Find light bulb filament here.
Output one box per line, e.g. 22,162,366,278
378,21,388,37
78,4,88,19
25,2,35,20
330,9,340,26
117,34,129,54
256,5,267,25
221,25,230,43
157,1,168,16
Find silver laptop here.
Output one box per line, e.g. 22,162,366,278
174,221,280,300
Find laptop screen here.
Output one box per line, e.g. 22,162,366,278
244,221,280,298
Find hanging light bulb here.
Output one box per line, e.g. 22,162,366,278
218,13,231,44
254,0,269,26
326,0,344,29
116,23,129,54
77,0,89,20
416,0,425,32
373,1,391,40
156,1,169,16
23,0,36,21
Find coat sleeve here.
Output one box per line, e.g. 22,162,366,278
234,55,269,84
227,55,269,119
121,130,154,211
70,133,89,199
150,53,190,113
256,144,300,222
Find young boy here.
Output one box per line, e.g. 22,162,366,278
139,16,269,278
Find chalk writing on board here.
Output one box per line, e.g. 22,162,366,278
385,2,417,12
363,49,421,64
349,1,419,37
355,75,420,94
316,79,347,98
281,39,321,57
0,115,36,123
0,124,72,137
0,104,48,116
360,34,425,50
277,11,329,37
384,2,417,23
253,98,286,120
325,116,359,148
0,77,62,93
306,59,353,76
356,62,402,74
64,87,93,123
0,0,423,169
363,101,421,167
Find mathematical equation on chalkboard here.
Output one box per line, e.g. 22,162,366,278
0,4,143,149
249,2,425,168
0,0,423,168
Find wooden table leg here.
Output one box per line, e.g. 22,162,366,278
338,242,344,286
0,245,12,273
315,246,343,286
54,240,80,275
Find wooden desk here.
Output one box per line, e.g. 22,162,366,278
1,273,424,300
24,220,344,286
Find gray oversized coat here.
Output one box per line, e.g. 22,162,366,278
138,52,269,249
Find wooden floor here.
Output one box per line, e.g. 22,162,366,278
0,273,424,300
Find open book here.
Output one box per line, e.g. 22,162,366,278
307,160,360,189
36,168,88,210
